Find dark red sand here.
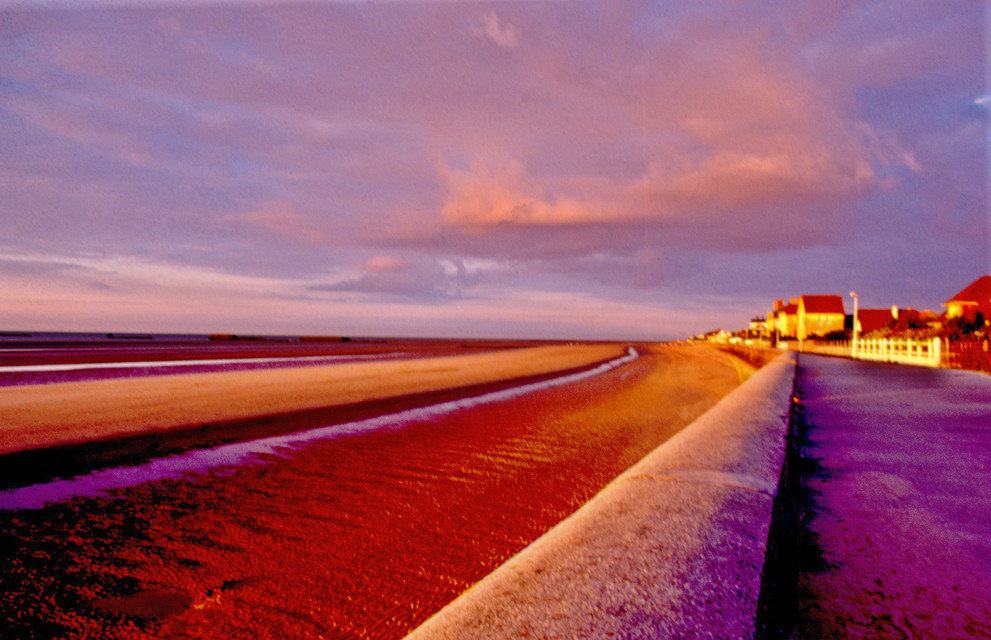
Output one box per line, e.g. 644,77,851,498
0,345,743,639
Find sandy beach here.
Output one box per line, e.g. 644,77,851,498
1,342,759,639
0,343,626,457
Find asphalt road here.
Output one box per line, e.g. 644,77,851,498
791,354,991,639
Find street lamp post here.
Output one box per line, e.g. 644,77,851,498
850,291,859,359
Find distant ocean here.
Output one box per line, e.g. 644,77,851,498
0,331,286,343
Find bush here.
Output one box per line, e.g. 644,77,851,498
947,310,986,337
822,330,850,341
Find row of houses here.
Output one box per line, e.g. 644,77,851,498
701,275,991,344
762,295,924,341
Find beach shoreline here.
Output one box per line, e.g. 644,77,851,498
1,342,760,639
0,345,635,490
0,343,648,488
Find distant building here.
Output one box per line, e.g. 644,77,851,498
797,294,845,340
943,275,991,320
769,299,799,339
767,302,781,336
749,315,768,338
693,328,729,343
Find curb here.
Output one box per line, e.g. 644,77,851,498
404,352,797,639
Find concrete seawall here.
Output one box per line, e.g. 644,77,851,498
404,352,797,640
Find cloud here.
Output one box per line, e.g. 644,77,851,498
364,255,404,273
439,141,882,249
432,8,923,254
854,122,923,175
440,160,617,227
473,10,520,48
309,255,468,301
638,150,878,212
0,1,984,337
220,201,328,243
5,2,906,260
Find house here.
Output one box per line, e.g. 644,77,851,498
855,307,898,334
749,315,768,338
943,275,991,320
766,303,779,336
797,294,845,340
769,299,799,339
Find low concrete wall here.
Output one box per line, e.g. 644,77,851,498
404,352,797,640
716,344,781,371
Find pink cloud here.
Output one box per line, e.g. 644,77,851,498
220,201,328,244
363,255,405,273
440,160,617,227
440,143,881,239
433,14,907,246
473,10,520,49
639,150,878,212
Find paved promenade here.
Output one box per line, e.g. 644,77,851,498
792,354,991,639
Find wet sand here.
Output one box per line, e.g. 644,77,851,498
0,343,625,456
1,343,753,639
0,336,542,368
0,338,545,387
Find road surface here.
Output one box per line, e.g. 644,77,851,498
789,354,991,639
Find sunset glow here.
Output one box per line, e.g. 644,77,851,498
1,1,986,339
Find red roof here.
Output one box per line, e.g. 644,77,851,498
944,275,991,306
800,294,845,315
857,308,895,333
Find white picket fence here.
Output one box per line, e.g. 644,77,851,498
804,337,942,368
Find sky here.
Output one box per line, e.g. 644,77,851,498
0,0,987,340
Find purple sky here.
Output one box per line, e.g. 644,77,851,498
1,1,987,340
